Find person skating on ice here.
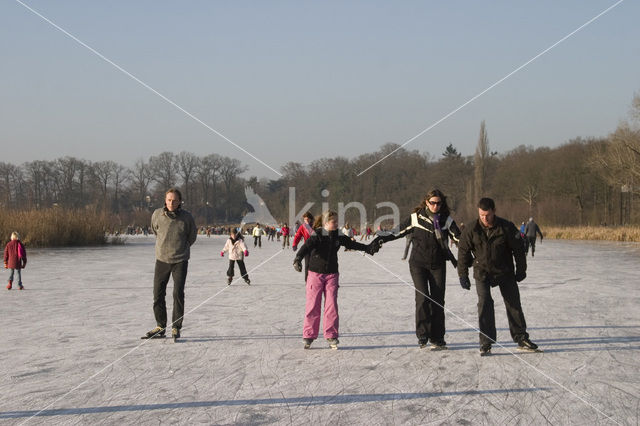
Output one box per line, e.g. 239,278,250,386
281,223,291,249
142,188,197,341
4,231,27,290
457,198,539,356
292,212,316,282
252,223,265,248
221,228,250,285
524,217,543,257
373,189,461,350
293,211,380,350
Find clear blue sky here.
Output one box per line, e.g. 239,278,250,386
1,0,638,178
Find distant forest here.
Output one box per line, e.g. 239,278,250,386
1,94,638,228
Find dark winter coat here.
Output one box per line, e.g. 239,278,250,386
4,240,27,270
457,216,526,282
524,220,543,240
386,208,460,269
295,228,368,274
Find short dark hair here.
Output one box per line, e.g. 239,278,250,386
477,197,495,211
165,188,182,201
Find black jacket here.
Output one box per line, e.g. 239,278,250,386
457,216,526,281
295,228,368,274
387,208,460,269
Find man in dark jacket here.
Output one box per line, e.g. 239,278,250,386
524,217,543,257
457,198,539,356
142,188,197,341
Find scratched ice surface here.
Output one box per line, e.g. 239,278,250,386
0,235,638,425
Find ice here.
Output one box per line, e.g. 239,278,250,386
0,236,638,424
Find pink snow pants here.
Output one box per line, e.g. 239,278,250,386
303,272,339,339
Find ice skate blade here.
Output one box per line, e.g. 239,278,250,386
517,347,543,353
429,345,448,351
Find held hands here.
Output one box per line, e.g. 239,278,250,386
365,240,381,256
515,270,526,282
293,258,302,272
459,276,471,290
244,250,249,257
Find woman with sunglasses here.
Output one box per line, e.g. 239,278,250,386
375,189,461,350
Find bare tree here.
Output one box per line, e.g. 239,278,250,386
130,159,154,209
176,151,199,205
93,161,115,210
149,152,177,192
219,156,248,221
196,154,222,220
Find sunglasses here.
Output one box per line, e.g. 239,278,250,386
428,200,442,206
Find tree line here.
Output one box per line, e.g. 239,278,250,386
1,95,638,228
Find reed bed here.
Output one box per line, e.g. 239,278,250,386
0,209,109,247
544,226,640,242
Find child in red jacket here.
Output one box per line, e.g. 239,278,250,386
4,232,27,290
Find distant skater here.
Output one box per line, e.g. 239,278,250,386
281,223,291,249
293,211,380,350
457,198,539,356
524,217,543,257
375,189,461,350
142,188,197,341
221,228,250,285
252,223,265,248
4,232,27,290
292,212,315,281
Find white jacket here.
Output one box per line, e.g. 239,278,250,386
222,237,247,261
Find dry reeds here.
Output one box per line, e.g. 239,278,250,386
544,226,640,242
0,209,109,247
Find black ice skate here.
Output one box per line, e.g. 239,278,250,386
517,338,542,352
480,344,492,356
327,338,339,350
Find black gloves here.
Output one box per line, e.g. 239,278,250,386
293,258,302,272
515,270,526,282
459,276,471,290
365,240,381,256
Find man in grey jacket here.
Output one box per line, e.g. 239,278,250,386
142,188,197,340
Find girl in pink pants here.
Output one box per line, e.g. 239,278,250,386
293,211,379,349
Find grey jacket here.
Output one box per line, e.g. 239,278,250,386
151,207,197,263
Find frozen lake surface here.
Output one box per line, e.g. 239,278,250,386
0,235,639,425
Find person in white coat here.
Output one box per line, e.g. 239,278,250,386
221,229,251,285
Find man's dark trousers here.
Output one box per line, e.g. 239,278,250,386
475,276,528,346
153,260,188,330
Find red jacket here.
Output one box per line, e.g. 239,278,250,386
292,223,315,247
4,240,27,269
281,226,290,237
